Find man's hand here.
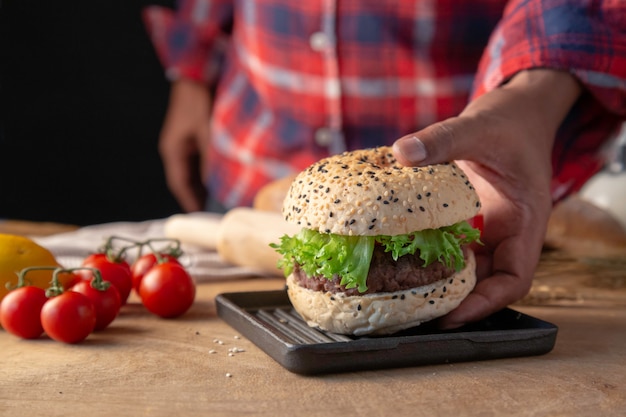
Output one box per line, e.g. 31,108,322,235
393,69,581,328
159,79,212,212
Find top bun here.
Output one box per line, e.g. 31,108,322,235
282,146,481,236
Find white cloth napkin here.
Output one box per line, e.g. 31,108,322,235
33,217,271,282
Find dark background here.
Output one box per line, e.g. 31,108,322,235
0,0,181,226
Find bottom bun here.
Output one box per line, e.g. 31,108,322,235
286,250,476,336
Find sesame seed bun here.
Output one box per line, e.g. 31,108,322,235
282,147,480,235
286,250,476,335
280,146,481,335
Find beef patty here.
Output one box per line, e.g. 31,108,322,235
292,244,464,296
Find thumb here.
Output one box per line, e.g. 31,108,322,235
392,117,478,166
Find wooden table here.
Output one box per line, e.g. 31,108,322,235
1,266,625,417
1,213,626,417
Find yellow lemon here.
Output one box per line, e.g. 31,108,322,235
0,233,71,302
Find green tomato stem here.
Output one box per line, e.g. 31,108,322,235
8,266,59,291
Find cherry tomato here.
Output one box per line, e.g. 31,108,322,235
139,262,195,318
63,271,86,290
0,286,48,339
41,291,96,343
71,280,121,331
131,253,180,293
78,254,133,304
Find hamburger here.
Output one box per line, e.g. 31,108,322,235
272,146,482,335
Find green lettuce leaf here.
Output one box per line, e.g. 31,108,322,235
271,221,481,293
376,221,481,271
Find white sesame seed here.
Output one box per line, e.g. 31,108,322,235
226,373,232,378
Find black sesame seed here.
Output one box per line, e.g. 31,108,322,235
329,212,333,218
349,219,356,225
368,224,375,230
371,218,377,223
377,196,382,201
417,194,422,200
357,304,362,311
443,203,449,208
443,286,447,293
330,296,335,301
334,199,341,204
392,295,398,300
407,208,413,213
426,192,431,197
400,294,405,300
429,300,435,304
383,200,390,205
419,206,425,212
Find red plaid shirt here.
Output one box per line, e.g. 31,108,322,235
144,0,626,209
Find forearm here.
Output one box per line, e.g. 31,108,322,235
461,69,582,158
500,69,582,137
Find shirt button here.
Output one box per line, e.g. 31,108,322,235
309,32,329,51
315,128,333,146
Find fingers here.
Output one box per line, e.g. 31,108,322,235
158,80,212,212
439,233,539,329
438,269,532,329
161,150,207,213
159,124,208,213
392,116,483,166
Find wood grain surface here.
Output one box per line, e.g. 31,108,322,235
1,202,626,417
2,272,625,417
